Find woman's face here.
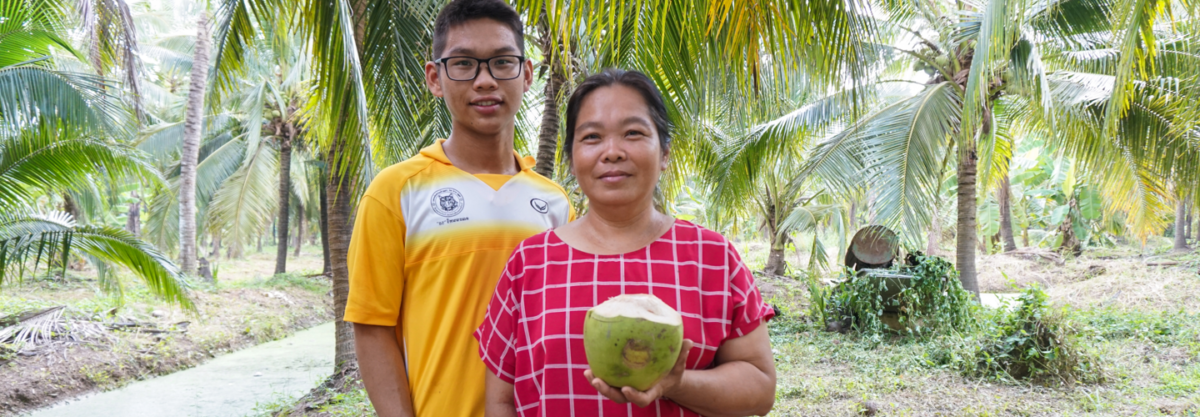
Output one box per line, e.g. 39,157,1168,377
571,85,668,210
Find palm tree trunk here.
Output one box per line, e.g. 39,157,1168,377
1174,198,1190,252
327,0,369,373
319,165,331,276
997,174,1017,252
62,193,81,222
1187,205,1194,243
294,209,304,257
532,17,565,177
328,149,355,371
1058,197,1082,256
125,192,141,237
927,203,941,256
764,246,786,276
849,202,857,232
956,148,980,298
764,222,786,276
179,13,211,276
210,234,221,259
275,136,293,275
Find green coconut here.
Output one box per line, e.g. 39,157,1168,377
583,294,684,391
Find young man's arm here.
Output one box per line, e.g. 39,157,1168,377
345,193,412,416
484,369,517,417
355,324,415,417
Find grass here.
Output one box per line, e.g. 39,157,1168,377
222,272,329,295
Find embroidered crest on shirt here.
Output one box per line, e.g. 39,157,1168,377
529,198,550,214
430,188,465,217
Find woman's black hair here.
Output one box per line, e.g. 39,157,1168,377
563,68,671,163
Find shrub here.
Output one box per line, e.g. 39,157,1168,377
946,286,1105,385
821,255,977,337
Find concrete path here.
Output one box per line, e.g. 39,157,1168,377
30,322,334,417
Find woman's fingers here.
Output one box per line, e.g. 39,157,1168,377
621,386,659,408
675,339,694,369
584,369,629,404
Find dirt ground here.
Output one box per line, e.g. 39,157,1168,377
974,247,1200,310
0,245,333,416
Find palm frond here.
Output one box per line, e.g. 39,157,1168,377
205,140,277,254
0,127,160,211
0,66,125,134
800,82,962,242
0,210,193,310
77,0,145,115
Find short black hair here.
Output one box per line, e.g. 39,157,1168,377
432,0,525,59
564,68,672,164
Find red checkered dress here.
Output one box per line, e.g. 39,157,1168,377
474,219,774,417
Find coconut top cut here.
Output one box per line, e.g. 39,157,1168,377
590,294,683,326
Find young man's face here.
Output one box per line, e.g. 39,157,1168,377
426,18,533,139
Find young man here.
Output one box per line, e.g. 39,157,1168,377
344,1,572,416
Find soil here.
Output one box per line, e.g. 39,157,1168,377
0,247,332,416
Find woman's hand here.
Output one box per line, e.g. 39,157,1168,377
584,339,694,408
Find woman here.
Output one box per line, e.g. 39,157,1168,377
474,69,776,417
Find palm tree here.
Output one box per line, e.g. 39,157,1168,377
0,136,193,308
514,0,884,177
797,0,1199,295
0,0,192,308
179,11,212,277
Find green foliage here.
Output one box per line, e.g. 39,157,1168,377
0,211,194,310
822,256,978,337
940,286,1106,385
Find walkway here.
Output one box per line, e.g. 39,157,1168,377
31,322,334,417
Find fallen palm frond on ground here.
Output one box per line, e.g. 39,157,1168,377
0,306,107,356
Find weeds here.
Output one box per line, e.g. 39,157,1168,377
821,256,977,337
936,286,1106,385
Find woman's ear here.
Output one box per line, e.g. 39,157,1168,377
660,146,671,171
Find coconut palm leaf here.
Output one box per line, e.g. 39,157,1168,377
0,127,160,211
300,0,375,197
77,0,144,115
1027,71,1193,236
0,66,125,134
205,139,277,253
1103,0,1183,139
801,82,961,242
957,0,1028,153
0,210,193,310
0,0,77,66
210,0,290,99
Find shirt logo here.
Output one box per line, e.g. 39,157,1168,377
431,188,465,217
530,198,550,214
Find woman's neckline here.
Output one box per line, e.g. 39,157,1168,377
550,218,681,256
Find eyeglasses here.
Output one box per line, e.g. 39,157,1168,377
434,55,526,81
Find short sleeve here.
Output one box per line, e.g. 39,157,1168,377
474,247,524,384
725,242,775,339
344,195,407,326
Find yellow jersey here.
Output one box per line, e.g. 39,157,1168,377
345,139,572,417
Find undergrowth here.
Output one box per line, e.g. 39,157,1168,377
804,256,1108,385
932,286,1107,385
823,256,977,338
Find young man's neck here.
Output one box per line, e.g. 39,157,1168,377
442,127,519,175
